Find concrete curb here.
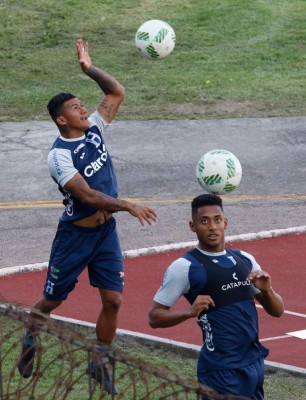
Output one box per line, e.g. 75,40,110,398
2,226,306,378
51,314,306,378
1,225,306,276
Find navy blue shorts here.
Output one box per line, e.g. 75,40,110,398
198,357,265,400
43,217,124,300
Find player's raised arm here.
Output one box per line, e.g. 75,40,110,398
76,38,125,123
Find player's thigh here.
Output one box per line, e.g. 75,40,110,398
198,358,264,398
88,219,124,292
198,368,242,397
45,223,96,300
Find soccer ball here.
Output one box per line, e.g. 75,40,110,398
196,149,242,195
135,19,175,60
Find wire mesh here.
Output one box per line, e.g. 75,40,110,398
0,303,249,400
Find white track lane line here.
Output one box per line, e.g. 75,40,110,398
256,304,306,319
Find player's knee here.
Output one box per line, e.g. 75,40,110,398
103,294,122,314
34,297,62,314
108,298,122,314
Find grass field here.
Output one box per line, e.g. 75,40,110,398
1,0,305,121
1,1,306,398
2,317,306,399
115,335,306,400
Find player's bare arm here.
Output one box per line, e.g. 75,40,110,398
148,295,215,329
76,38,125,123
86,67,125,123
249,270,284,317
64,172,157,226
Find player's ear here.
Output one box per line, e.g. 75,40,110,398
56,115,67,126
224,216,228,229
189,220,196,232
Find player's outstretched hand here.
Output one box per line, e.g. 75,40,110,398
76,38,92,73
128,203,157,226
247,270,272,292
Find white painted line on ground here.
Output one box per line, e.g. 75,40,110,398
1,225,306,276
260,335,290,342
286,330,306,340
283,310,306,318
256,304,306,319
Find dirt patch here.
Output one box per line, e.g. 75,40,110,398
120,100,293,120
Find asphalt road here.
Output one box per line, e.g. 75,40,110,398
0,117,305,269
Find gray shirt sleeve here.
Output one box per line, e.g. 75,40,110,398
153,258,191,307
48,148,78,187
88,110,109,134
240,250,262,295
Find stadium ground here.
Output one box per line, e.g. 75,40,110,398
1,117,306,379
1,229,306,374
1,117,306,269
2,3,306,396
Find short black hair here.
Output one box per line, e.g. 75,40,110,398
47,92,76,122
191,194,223,217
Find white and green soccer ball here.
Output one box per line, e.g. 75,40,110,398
135,19,175,60
196,149,242,195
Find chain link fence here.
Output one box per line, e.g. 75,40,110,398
0,302,249,400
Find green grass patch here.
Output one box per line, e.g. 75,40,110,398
1,316,306,399
1,0,306,121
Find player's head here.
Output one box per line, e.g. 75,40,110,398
191,194,223,217
47,93,89,133
47,93,76,123
190,194,227,252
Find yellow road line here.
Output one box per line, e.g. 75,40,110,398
0,194,306,210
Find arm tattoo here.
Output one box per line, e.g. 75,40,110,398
75,177,88,188
68,179,130,211
99,98,114,119
86,66,118,94
93,192,131,212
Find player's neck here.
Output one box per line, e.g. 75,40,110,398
60,127,85,139
197,242,225,253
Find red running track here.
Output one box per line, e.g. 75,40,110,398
1,234,306,369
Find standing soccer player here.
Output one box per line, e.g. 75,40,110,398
18,38,157,394
149,194,283,399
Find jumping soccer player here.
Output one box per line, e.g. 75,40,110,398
149,194,283,399
18,38,157,394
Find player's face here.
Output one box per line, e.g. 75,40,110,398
58,98,90,132
189,205,228,252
